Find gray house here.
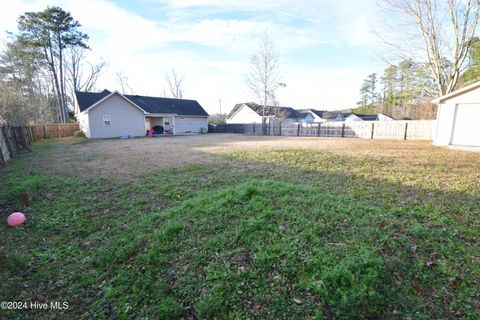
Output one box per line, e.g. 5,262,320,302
75,90,209,138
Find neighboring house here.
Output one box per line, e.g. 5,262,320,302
344,113,376,121
378,113,394,121
296,109,344,122
432,81,480,148
226,103,311,123
227,103,396,124
344,112,395,122
75,89,209,138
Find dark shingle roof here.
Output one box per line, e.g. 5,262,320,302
355,114,378,121
75,90,209,116
321,111,343,120
343,112,379,121
75,89,111,112
297,109,343,120
228,102,304,119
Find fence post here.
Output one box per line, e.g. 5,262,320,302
27,126,33,143
371,122,375,139
11,126,20,152
44,124,47,139
279,121,282,136
57,123,61,138
297,123,300,136
404,122,408,140
0,127,5,165
341,123,345,138
1,126,13,158
0,143,5,165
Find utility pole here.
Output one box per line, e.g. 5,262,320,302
219,99,222,115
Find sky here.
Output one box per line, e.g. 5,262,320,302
0,0,389,114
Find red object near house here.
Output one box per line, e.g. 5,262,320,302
147,130,153,137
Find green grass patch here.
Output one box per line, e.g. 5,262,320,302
0,143,478,319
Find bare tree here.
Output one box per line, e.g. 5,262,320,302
383,0,480,95
116,71,133,95
246,33,282,116
66,47,106,110
165,69,185,98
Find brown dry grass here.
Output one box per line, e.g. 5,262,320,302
27,134,479,180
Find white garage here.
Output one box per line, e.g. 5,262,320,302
432,81,480,149
175,116,208,134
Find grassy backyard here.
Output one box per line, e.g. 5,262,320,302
0,135,479,319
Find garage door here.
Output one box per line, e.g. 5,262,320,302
175,117,208,133
451,104,480,146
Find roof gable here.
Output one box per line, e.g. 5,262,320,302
75,90,208,116
228,102,305,119
75,89,111,112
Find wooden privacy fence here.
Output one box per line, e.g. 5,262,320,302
0,125,34,165
32,123,80,140
0,123,80,166
241,120,436,140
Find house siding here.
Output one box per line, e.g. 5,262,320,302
227,105,263,124
88,94,146,138
77,111,91,138
345,114,362,122
174,116,208,133
434,89,480,146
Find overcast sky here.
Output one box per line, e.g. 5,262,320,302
0,0,389,114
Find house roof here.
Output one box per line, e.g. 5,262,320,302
291,108,344,120
344,113,379,121
228,102,304,119
321,111,343,119
75,90,209,116
431,80,480,104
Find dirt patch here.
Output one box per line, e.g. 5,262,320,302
23,134,480,179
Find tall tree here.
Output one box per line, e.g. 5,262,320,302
384,0,480,95
357,73,378,109
246,33,282,116
66,46,106,100
164,69,185,99
381,65,399,110
0,36,56,124
460,37,480,84
116,72,133,95
17,6,89,123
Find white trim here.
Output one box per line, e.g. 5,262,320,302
103,114,111,126
227,103,248,119
83,91,147,114
146,113,177,117
432,81,480,104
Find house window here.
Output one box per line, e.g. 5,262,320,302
103,115,111,126
164,121,170,125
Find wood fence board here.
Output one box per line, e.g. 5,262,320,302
0,123,80,166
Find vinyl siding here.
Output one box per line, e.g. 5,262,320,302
174,116,208,133
226,105,263,124
88,94,146,138
434,88,480,146
77,111,91,138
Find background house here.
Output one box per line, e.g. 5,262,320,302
75,90,209,138
432,81,480,148
296,109,343,122
226,103,311,123
228,103,395,124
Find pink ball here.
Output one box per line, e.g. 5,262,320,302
7,212,26,226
